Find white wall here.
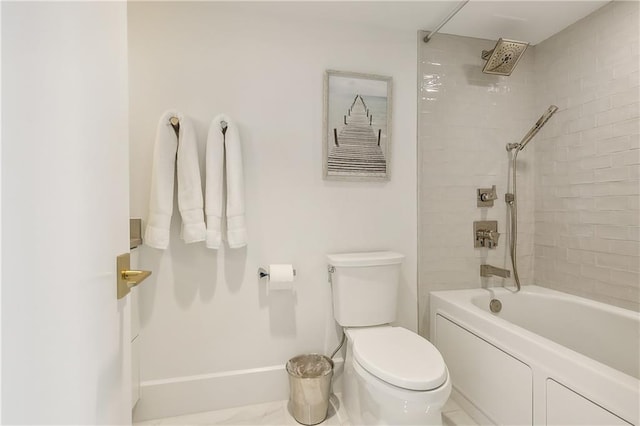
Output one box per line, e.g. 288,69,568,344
128,2,417,419
0,3,4,419
533,1,640,311
418,33,536,335
2,2,131,424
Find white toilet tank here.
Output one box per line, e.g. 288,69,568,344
327,251,405,327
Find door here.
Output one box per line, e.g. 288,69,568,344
2,2,131,423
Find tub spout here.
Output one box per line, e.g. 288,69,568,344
480,264,511,278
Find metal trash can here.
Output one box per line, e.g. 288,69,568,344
286,354,334,425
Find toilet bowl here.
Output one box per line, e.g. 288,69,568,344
342,326,451,425
327,251,451,425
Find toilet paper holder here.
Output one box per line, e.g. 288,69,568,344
258,266,297,279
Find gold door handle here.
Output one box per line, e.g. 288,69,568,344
117,253,152,299
122,270,152,286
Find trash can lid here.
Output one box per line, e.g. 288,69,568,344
286,354,333,378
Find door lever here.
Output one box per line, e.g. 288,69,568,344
117,253,152,299
121,270,151,285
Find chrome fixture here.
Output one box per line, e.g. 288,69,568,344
480,264,511,279
481,38,529,76
477,185,498,207
505,106,559,292
423,0,469,43
506,105,559,152
330,329,346,359
258,267,297,279
489,299,503,313
474,220,500,249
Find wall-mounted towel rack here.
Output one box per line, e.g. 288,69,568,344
169,116,180,137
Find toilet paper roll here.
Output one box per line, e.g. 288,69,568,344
268,264,295,291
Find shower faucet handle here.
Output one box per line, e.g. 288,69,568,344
474,220,500,249
477,185,498,207
477,230,500,248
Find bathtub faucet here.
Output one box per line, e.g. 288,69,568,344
480,264,511,279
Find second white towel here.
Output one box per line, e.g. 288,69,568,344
205,114,247,249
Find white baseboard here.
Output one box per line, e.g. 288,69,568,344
133,359,343,422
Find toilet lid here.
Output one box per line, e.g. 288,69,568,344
349,327,447,391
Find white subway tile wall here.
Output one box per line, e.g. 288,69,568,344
418,34,537,335
419,1,640,333
534,1,639,311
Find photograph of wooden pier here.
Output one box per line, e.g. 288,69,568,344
323,71,392,181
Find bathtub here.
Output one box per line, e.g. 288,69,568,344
430,285,639,425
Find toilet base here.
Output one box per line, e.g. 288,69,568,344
342,340,451,425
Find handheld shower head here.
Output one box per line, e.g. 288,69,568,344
507,105,559,152
482,38,529,76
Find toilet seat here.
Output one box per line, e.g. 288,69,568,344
347,326,447,391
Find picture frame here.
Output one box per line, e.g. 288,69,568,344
323,70,392,181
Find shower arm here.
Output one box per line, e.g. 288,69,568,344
481,49,494,61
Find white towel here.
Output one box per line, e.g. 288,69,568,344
205,114,247,249
145,110,206,249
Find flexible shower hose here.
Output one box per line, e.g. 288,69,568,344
508,148,522,292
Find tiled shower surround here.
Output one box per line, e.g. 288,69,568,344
533,1,639,311
419,1,639,333
418,33,536,334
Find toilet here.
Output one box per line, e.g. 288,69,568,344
327,251,451,425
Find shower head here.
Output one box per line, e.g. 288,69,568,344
481,38,529,76
507,105,559,152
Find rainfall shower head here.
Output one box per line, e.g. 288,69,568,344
481,38,529,76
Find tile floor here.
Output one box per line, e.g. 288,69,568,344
135,394,479,426
442,398,479,426
134,394,346,426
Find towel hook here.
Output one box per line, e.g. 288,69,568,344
169,116,180,137
220,120,228,135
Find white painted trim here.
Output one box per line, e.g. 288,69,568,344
133,360,344,422
0,3,3,419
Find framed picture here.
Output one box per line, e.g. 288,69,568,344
323,70,392,181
